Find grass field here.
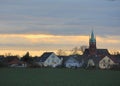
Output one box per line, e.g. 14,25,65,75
0,68,120,86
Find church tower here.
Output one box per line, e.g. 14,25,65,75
89,30,96,55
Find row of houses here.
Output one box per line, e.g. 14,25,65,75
1,52,119,70
0,31,120,70
35,52,120,69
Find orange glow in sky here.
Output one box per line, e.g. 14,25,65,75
0,34,119,56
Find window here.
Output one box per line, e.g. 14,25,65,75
108,59,110,62
103,64,105,67
103,60,105,63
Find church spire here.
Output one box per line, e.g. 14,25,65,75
90,30,96,43
89,30,96,55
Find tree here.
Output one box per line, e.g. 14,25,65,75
70,45,88,55
113,51,120,55
71,47,80,55
57,49,66,56
21,52,33,62
80,45,88,53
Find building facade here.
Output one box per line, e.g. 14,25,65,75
83,31,117,69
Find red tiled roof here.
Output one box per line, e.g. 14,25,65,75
8,58,21,65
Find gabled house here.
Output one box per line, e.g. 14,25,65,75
64,57,80,68
7,56,27,67
99,56,116,69
40,52,63,68
8,58,20,67
84,56,101,69
64,55,84,68
32,57,43,67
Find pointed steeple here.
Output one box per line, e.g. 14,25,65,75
90,30,96,43
89,30,96,55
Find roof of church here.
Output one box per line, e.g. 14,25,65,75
83,49,110,56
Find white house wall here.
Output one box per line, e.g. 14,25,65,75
99,56,115,69
65,57,80,68
87,59,95,67
44,53,63,67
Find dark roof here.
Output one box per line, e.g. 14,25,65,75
40,52,54,62
70,55,83,62
110,57,119,63
58,55,83,63
115,56,120,63
83,49,110,56
58,56,70,64
33,57,41,62
5,56,19,62
90,56,101,65
83,54,101,64
8,58,21,65
97,49,110,55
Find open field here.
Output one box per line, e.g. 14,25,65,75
0,68,120,86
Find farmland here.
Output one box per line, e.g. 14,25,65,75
0,68,120,86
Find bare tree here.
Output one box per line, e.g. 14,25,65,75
114,51,120,55
71,46,80,55
70,45,88,55
80,45,88,53
5,53,12,57
57,49,66,56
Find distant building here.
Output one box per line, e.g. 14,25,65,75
83,30,110,56
99,56,116,69
64,55,83,68
83,30,118,69
39,52,63,68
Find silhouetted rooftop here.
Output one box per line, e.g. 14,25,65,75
40,52,54,62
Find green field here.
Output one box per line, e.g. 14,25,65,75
0,68,120,86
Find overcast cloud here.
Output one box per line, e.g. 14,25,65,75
0,0,120,36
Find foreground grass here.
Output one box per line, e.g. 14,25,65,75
0,68,120,86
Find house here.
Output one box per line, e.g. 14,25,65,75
84,56,101,69
7,56,27,67
33,57,43,67
99,56,116,69
64,57,80,68
40,52,63,68
64,55,84,68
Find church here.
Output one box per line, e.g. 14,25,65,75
83,30,110,57
83,31,118,69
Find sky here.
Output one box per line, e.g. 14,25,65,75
0,0,120,56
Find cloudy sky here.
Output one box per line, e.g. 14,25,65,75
0,0,120,56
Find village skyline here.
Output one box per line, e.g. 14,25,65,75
0,1,120,86
0,30,120,70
